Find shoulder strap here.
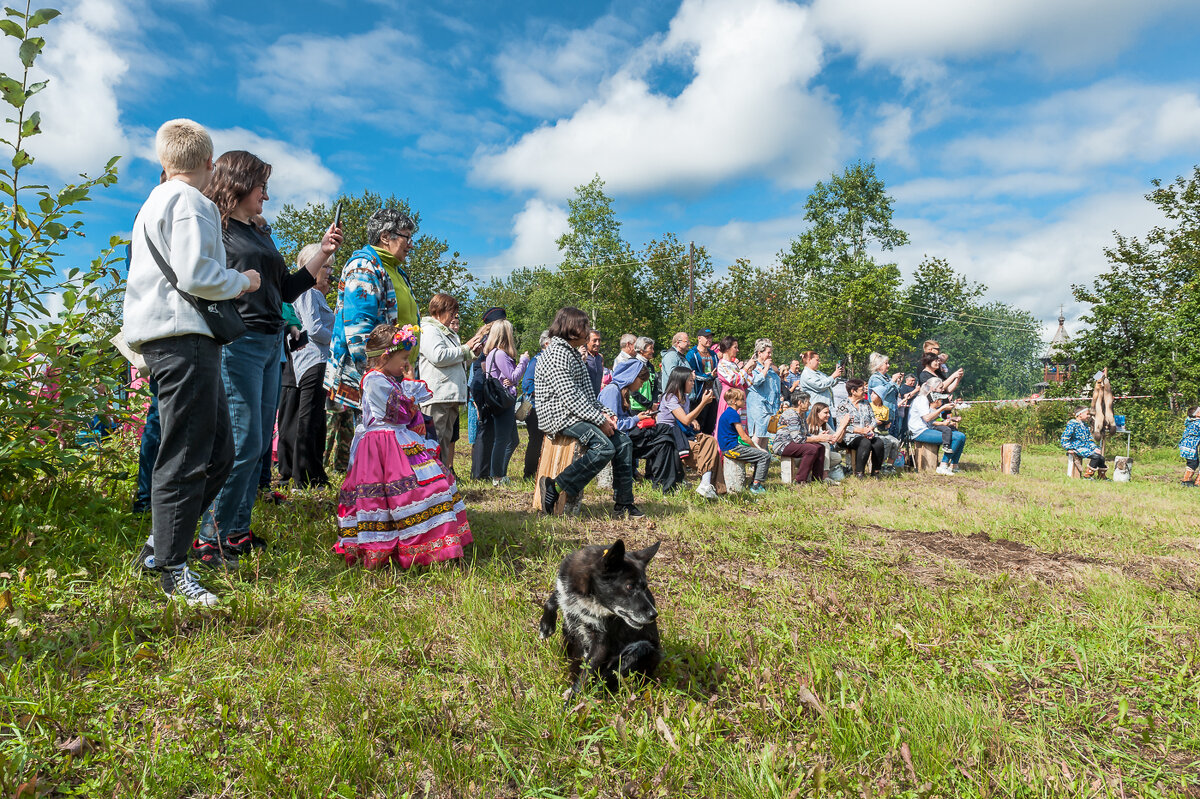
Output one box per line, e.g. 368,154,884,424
143,227,184,293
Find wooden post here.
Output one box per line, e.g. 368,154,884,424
1000,443,1022,475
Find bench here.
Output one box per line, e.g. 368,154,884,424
531,434,584,514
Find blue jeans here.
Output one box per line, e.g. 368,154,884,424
486,406,518,478
133,377,161,512
554,421,634,506
912,427,966,464
200,330,284,542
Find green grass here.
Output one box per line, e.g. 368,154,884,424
1,441,1199,797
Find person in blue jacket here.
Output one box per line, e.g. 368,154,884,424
1061,407,1106,479
1178,405,1200,487
686,328,719,436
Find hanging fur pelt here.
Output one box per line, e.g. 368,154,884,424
1090,371,1116,438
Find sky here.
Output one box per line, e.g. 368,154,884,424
13,0,1200,340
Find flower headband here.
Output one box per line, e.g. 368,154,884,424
365,324,420,358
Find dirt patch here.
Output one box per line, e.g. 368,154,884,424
855,524,1108,586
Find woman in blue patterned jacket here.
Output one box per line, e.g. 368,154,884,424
324,208,420,414
1061,407,1106,479
1178,406,1200,487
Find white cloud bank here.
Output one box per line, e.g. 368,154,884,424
473,0,840,199
809,0,1195,67
476,199,569,275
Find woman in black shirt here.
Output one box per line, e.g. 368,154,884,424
196,150,341,566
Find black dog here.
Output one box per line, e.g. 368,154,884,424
539,539,663,694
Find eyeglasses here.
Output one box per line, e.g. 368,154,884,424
391,232,412,243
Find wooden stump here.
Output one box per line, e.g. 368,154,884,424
597,461,613,490
722,456,748,492
912,442,940,473
1000,443,1022,475
780,457,800,483
1066,452,1084,478
532,434,583,514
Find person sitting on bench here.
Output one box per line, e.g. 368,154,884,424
1061,406,1106,479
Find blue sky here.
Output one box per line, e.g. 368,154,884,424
14,0,1200,338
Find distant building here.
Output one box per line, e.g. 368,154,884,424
1036,307,1075,392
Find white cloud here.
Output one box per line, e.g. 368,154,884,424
810,0,1195,67
476,199,569,275
208,128,340,216
472,0,841,199
871,104,915,167
946,81,1200,173
239,27,434,128
892,173,1087,204
18,0,133,177
495,15,638,117
890,190,1164,323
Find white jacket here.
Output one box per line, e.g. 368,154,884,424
121,180,250,352
417,315,472,405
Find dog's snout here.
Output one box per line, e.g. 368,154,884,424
646,606,658,621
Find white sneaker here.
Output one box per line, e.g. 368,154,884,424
161,566,219,607
695,484,719,500
936,463,954,476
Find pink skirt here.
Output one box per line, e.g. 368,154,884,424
334,430,472,569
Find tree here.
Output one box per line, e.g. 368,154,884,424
633,233,713,349
272,190,474,308
779,162,915,373
1069,166,1200,405
554,175,639,339
0,2,127,483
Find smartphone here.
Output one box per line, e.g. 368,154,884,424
332,202,343,229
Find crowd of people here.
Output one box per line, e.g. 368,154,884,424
122,118,981,607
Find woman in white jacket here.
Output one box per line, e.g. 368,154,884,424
418,293,485,473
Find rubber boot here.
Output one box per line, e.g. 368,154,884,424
1083,467,1095,479
1095,469,1107,481
1182,468,1197,487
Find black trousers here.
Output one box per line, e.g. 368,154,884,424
280,366,329,487
523,406,544,479
628,425,684,492
471,404,494,480
277,360,299,482
483,407,518,479
141,334,234,569
849,436,886,475
696,399,718,438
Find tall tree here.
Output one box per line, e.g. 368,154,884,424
272,190,474,308
634,233,713,348
779,161,915,373
1069,166,1200,405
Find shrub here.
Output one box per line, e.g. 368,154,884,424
0,3,128,486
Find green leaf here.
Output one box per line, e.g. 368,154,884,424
0,19,22,37
17,36,43,68
10,149,31,169
0,75,24,108
26,8,60,28
20,109,38,137
24,79,47,99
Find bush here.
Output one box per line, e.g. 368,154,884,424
960,397,1182,450
0,4,128,486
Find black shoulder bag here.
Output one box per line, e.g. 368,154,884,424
144,231,246,345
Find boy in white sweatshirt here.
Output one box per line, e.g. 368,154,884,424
123,119,261,606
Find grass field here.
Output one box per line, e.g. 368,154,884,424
1,440,1198,798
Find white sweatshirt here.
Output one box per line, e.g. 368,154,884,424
121,179,250,352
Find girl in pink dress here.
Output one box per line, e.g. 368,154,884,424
713,336,750,442
335,323,472,570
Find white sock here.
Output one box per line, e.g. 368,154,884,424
699,471,713,489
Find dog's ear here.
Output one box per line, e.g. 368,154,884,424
628,540,661,566
602,540,626,572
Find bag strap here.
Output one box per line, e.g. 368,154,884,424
143,227,185,294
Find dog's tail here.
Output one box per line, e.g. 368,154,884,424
538,592,559,639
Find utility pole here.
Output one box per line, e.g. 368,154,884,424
688,241,695,316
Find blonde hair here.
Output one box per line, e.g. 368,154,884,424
296,243,325,270
155,118,213,174
484,319,517,360
868,352,889,373
723,388,746,405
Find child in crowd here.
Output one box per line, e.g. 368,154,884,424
335,324,471,569
1060,407,1106,479
869,387,901,474
1179,406,1200,487
657,366,721,498
717,388,771,495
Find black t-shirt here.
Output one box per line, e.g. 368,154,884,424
224,219,316,334
916,368,941,386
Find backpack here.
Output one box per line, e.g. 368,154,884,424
471,351,516,417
